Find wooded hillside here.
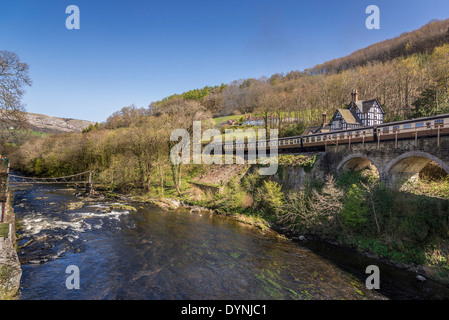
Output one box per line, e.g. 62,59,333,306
143,18,449,137
8,19,449,183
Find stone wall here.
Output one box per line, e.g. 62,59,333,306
271,165,314,190
0,192,21,299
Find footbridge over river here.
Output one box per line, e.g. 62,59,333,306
313,135,449,189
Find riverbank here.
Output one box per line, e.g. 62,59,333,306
272,225,432,283
74,187,449,295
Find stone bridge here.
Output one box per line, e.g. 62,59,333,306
312,135,449,189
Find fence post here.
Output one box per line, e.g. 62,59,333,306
415,129,418,147
437,125,440,147
395,131,398,149
86,170,93,194
377,131,381,150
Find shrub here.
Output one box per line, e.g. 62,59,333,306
241,170,265,195
262,180,284,212
340,183,368,232
241,193,254,208
276,175,344,234
276,190,312,230
310,175,344,233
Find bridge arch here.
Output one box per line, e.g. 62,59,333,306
384,151,449,189
336,153,381,176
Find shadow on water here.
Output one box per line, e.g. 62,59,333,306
299,239,449,300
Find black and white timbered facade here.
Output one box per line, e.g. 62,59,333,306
329,90,385,131
349,99,384,127
303,90,385,136
329,109,360,131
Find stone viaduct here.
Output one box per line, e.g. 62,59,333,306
313,135,449,189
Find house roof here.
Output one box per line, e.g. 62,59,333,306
336,108,360,125
302,126,322,135
220,119,236,125
302,125,330,136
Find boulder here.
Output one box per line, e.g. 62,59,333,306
416,275,426,282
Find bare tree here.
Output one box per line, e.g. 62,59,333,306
105,104,150,129
0,50,31,141
158,97,212,196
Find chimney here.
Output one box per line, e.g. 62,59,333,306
322,112,327,126
351,89,359,102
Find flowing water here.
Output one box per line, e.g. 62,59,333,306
11,183,449,300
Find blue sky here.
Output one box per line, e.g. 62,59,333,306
1,0,448,122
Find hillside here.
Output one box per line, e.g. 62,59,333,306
308,18,449,75
143,18,449,135
25,112,95,134
155,18,449,96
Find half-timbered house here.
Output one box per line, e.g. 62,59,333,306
329,89,384,130
302,90,385,135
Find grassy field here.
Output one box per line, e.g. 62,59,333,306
212,115,243,126
26,130,50,138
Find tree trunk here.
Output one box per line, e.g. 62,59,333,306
171,163,182,196
158,163,164,196
146,164,151,192
170,162,182,196
177,163,182,189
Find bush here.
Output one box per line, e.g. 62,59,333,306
241,170,265,195
276,175,344,234
276,190,312,230
262,180,284,212
340,184,368,232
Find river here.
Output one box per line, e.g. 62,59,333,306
11,183,449,300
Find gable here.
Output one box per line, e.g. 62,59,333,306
332,110,342,121
331,109,359,125
352,99,385,114
371,100,385,114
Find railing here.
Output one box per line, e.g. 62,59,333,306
9,171,92,185
0,164,94,223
